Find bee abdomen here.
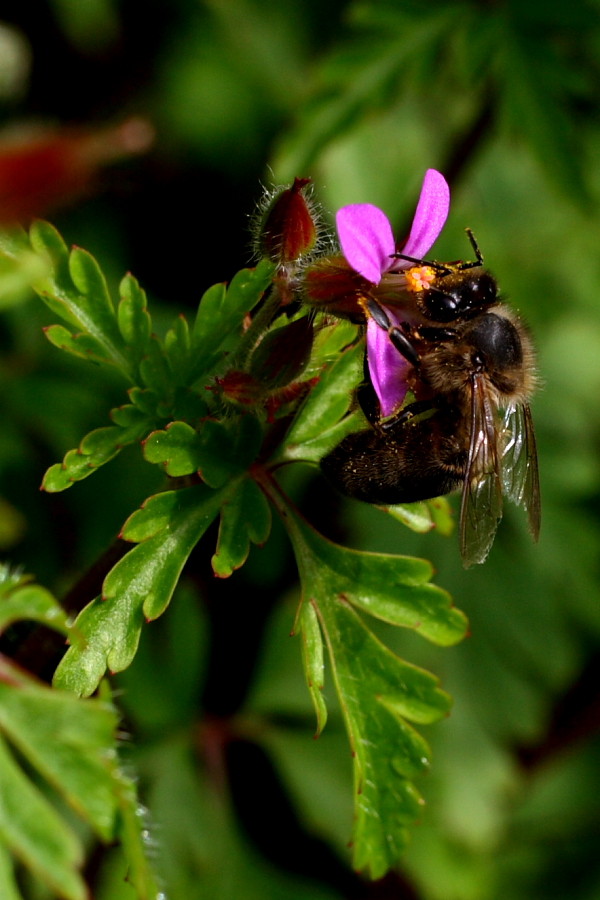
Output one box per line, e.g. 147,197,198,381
321,419,467,505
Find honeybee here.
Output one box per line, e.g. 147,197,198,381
321,280,541,567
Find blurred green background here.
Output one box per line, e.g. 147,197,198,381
2,0,600,898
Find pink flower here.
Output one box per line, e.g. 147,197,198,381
335,169,450,417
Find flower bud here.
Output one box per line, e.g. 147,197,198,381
248,317,314,389
254,177,318,266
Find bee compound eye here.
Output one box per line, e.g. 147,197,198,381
467,273,497,309
422,290,461,322
470,313,523,368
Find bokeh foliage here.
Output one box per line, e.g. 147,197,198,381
1,0,600,898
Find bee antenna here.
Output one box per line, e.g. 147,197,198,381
456,228,485,271
390,252,452,275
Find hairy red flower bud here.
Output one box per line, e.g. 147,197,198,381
254,177,318,266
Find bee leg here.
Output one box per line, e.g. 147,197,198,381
364,297,420,367
379,398,438,432
417,325,459,342
356,353,382,426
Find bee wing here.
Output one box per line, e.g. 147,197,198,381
500,402,541,542
459,373,503,567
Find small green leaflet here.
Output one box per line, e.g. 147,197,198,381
53,483,230,696
30,221,132,379
143,415,264,486
42,404,153,492
189,259,275,384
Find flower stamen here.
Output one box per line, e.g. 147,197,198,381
404,266,436,293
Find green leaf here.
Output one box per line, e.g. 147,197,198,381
189,260,275,382
275,341,364,463
211,477,272,577
0,576,69,636
384,499,454,535
0,659,147,900
30,221,132,378
143,415,264,487
43,323,118,365
268,489,467,877
0,661,119,840
0,227,49,308
139,335,172,397
164,314,192,380
297,600,328,735
0,731,84,900
53,483,231,696
117,273,152,354
41,406,152,492
310,319,360,368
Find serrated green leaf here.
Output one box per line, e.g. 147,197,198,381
30,221,131,378
68,247,114,318
385,502,437,534
296,516,466,646
54,484,230,696
0,664,119,840
43,324,116,365
120,490,188,542
297,600,327,735
144,415,263,487
143,420,217,478
211,477,272,577
117,272,152,351
265,489,467,877
311,319,360,364
110,402,149,428
128,387,160,416
42,412,152,492
189,260,276,383
164,314,192,380
277,341,363,460
0,732,85,900
78,427,131,465
29,220,71,305
0,227,49,308
0,581,68,636
0,657,157,899
139,335,172,397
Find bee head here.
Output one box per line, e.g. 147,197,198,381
422,268,498,322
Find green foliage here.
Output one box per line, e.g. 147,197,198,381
276,498,466,875
0,205,472,887
0,569,160,899
4,1,600,895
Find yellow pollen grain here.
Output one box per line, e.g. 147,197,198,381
405,266,436,292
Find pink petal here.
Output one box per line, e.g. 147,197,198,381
366,315,410,418
336,204,395,284
400,168,450,260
